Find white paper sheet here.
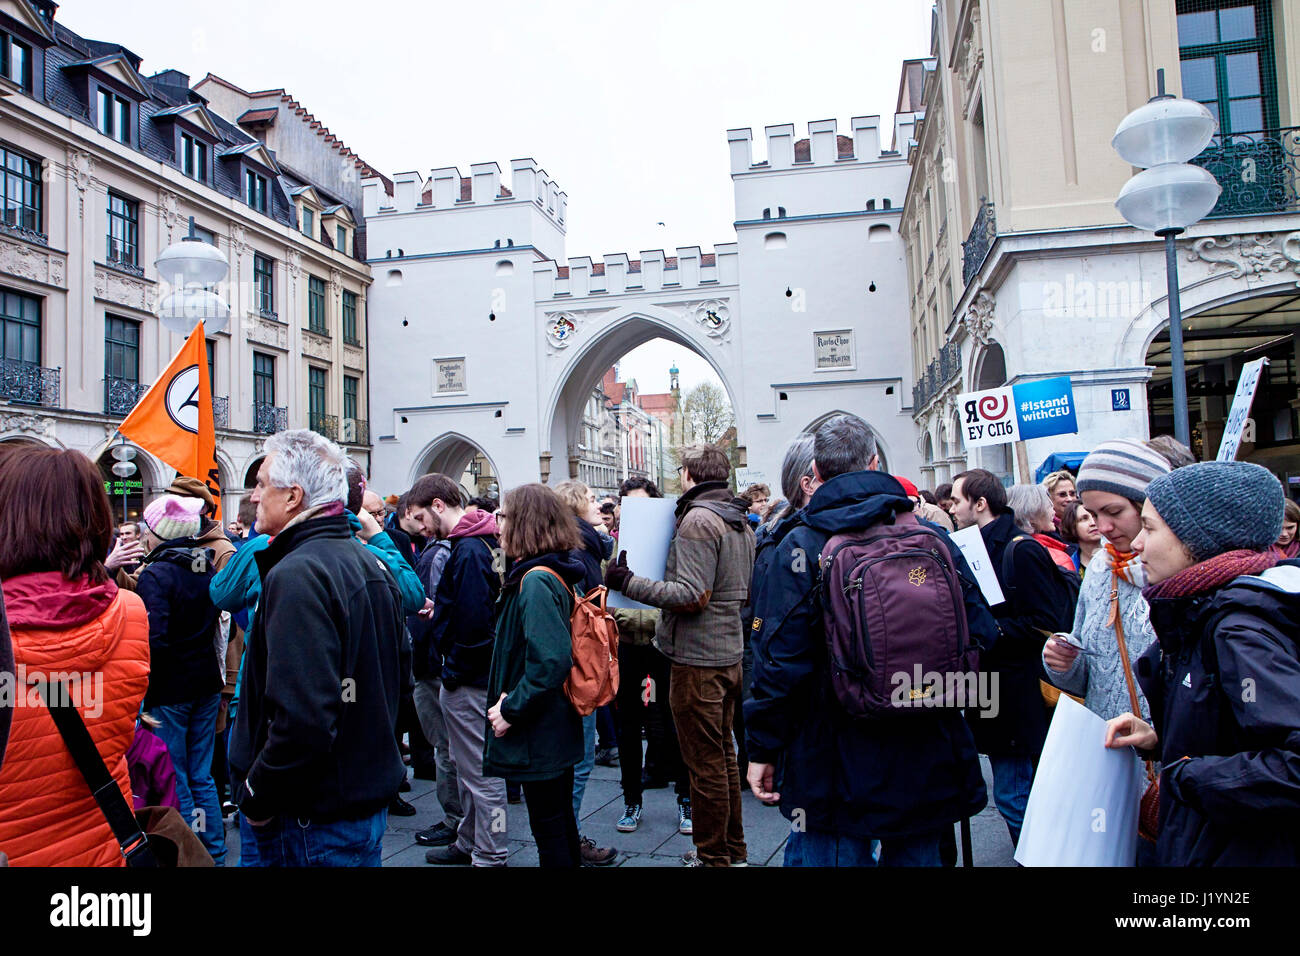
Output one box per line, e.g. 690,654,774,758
946,524,1005,607
607,497,678,610
1014,694,1144,867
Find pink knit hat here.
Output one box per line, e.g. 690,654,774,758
143,494,203,541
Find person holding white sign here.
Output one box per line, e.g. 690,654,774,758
1105,461,1300,867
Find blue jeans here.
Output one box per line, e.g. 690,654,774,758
572,712,597,825
153,694,225,866
238,812,261,867
784,829,943,867
249,810,387,867
989,755,1035,848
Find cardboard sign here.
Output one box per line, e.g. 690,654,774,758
1217,357,1269,461
1015,695,1144,867
957,376,1078,449
735,468,767,490
955,386,1019,448
606,496,678,610
946,525,1005,607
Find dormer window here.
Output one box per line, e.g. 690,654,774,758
97,88,130,144
0,33,31,91
336,225,347,254
246,170,268,214
181,133,207,184
301,206,314,238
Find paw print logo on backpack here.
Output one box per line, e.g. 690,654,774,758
908,567,927,587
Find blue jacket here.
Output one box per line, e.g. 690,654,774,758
136,539,223,709
431,531,501,690
409,539,452,681
744,470,998,839
572,519,614,594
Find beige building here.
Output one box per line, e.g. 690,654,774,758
0,0,378,519
904,0,1300,493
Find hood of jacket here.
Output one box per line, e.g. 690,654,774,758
802,470,912,535
1211,560,1300,629
676,481,749,530
448,509,499,540
2,572,120,630
503,549,588,591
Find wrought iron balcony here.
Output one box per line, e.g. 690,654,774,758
341,417,369,445
1193,127,1300,219
0,215,47,247
253,402,287,435
911,341,963,412
104,249,144,278
0,359,60,407
961,198,996,286
104,377,149,416
309,412,338,441
258,309,281,323
213,395,229,429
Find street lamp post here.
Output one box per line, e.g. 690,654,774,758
109,436,138,524
1113,69,1221,448
155,216,231,335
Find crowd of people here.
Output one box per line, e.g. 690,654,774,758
0,414,1297,868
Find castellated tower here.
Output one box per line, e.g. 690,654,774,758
362,114,921,499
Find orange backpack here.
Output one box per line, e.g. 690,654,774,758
524,567,620,716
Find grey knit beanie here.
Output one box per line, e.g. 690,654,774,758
1075,439,1171,504
1144,461,1284,562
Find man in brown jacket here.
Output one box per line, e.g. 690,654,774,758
605,443,755,866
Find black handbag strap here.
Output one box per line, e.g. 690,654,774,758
39,682,158,867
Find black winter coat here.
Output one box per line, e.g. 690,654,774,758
431,533,501,690
973,512,1077,759
1137,561,1300,866
572,519,613,595
136,540,223,709
230,514,406,823
744,470,998,839
408,540,451,682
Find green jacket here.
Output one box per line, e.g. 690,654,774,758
483,553,585,781
622,482,755,668
611,607,659,647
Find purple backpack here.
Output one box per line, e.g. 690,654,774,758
820,510,977,717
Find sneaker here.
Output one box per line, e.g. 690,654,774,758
681,849,704,867
594,746,620,768
616,804,642,832
579,835,618,866
388,795,417,817
730,859,750,867
415,822,457,847
677,799,693,836
425,843,472,865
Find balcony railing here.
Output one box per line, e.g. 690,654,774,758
104,377,149,416
213,395,229,429
961,198,996,286
341,417,369,445
253,402,287,435
1194,127,1300,219
309,412,338,441
0,211,47,247
0,359,60,407
911,341,963,412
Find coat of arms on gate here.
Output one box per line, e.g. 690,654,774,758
546,314,577,348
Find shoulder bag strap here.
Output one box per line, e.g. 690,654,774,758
1108,570,1157,783
39,682,158,867
523,566,576,608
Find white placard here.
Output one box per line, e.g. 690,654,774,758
1015,694,1144,867
814,330,855,370
433,357,466,395
735,468,767,489
954,385,1020,448
607,496,678,610
1217,357,1269,461
946,524,1005,607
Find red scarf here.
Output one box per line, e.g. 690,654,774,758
1143,549,1279,601
1275,540,1300,561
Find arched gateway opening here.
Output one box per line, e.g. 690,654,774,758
543,313,741,497
411,433,500,501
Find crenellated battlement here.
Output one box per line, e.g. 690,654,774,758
533,245,739,299
726,117,890,175
361,157,567,226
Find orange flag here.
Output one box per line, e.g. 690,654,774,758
119,323,221,520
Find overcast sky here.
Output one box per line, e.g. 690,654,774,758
60,0,931,395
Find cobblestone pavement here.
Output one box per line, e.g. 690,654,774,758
225,752,1016,867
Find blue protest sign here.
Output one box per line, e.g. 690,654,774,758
1011,376,1077,441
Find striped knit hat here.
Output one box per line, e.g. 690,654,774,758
1075,439,1171,504
143,494,203,542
